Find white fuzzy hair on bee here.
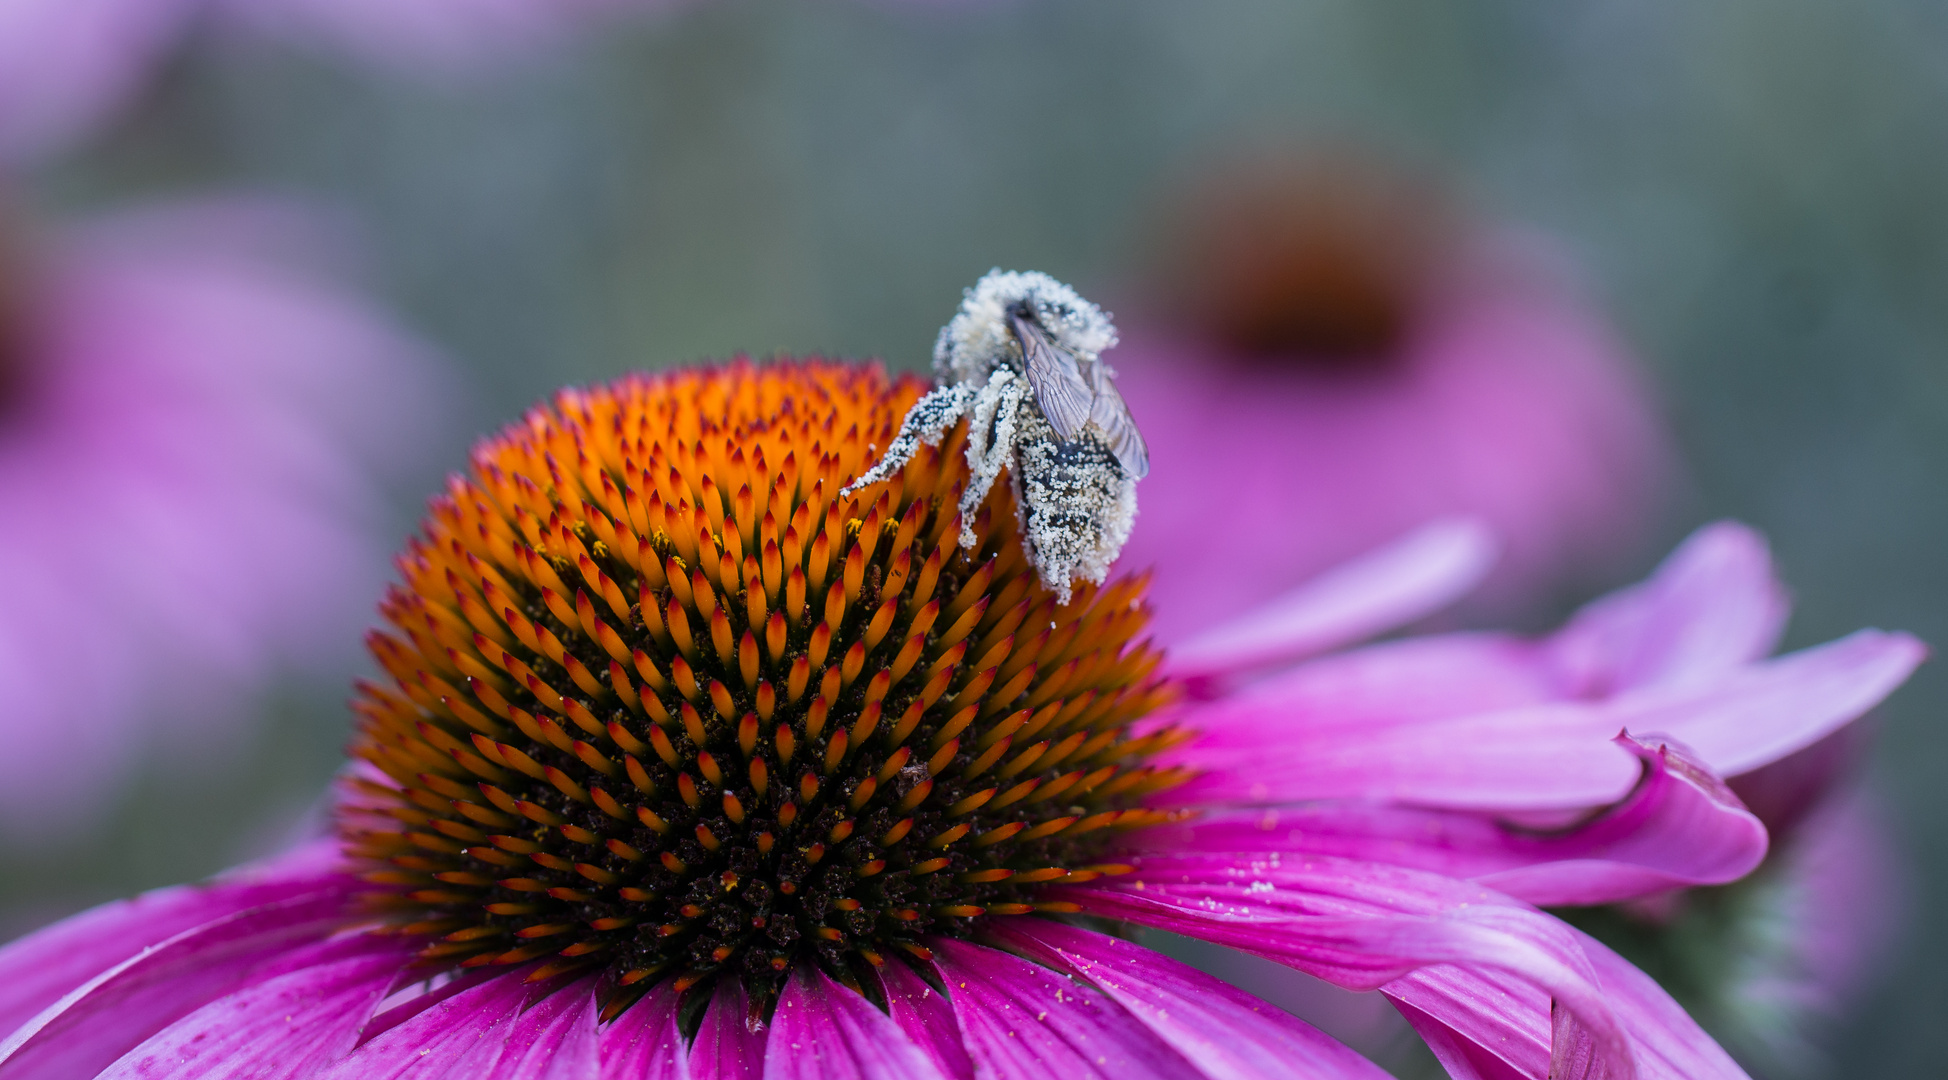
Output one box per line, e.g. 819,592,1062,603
845,269,1148,603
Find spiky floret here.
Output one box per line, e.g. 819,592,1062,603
342,359,1187,1015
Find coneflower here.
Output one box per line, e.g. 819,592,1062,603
0,353,1918,1079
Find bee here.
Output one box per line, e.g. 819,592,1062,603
845,269,1148,602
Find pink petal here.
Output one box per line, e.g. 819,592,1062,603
599,984,690,1080
1381,930,1749,1080
1141,735,1767,906
764,967,949,1080
1051,860,1635,1077
1385,966,1550,1079
1169,629,1922,812
1390,993,1532,1080
0,840,351,1034
317,969,598,1079
1552,1000,1628,1080
927,937,1198,1079
876,956,977,1080
1573,932,1748,1079
0,888,358,1079
317,968,536,1077
98,933,418,1079
1189,631,1562,727
1167,518,1496,681
1627,629,1925,777
1168,688,1636,811
689,977,767,1080
1548,522,1787,695
1161,629,1617,810
989,919,1393,1080
440,977,600,1079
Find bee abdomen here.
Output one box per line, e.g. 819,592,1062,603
1014,416,1136,603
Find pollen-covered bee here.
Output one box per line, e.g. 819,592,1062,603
845,269,1148,602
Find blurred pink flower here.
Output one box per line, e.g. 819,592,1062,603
0,0,667,165
0,0,204,165
0,195,448,840
1114,149,1675,641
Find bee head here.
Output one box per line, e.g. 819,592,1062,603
933,269,1118,384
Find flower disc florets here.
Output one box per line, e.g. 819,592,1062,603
344,360,1185,1013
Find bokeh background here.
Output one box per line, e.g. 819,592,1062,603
6,1,1945,1075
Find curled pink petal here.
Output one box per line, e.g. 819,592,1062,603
1473,736,1768,904
765,967,948,1080
1166,517,1496,682
990,919,1394,1080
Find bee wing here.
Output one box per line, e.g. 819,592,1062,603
1011,312,1094,441
1086,371,1150,479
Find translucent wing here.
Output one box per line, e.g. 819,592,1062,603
1011,312,1094,441
1086,368,1150,479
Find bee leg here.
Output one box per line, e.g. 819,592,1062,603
841,382,975,498
958,372,1029,548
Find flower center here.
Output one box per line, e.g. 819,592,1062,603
344,360,1185,1015
1161,148,1456,364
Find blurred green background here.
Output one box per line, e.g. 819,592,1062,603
11,1,1946,1075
